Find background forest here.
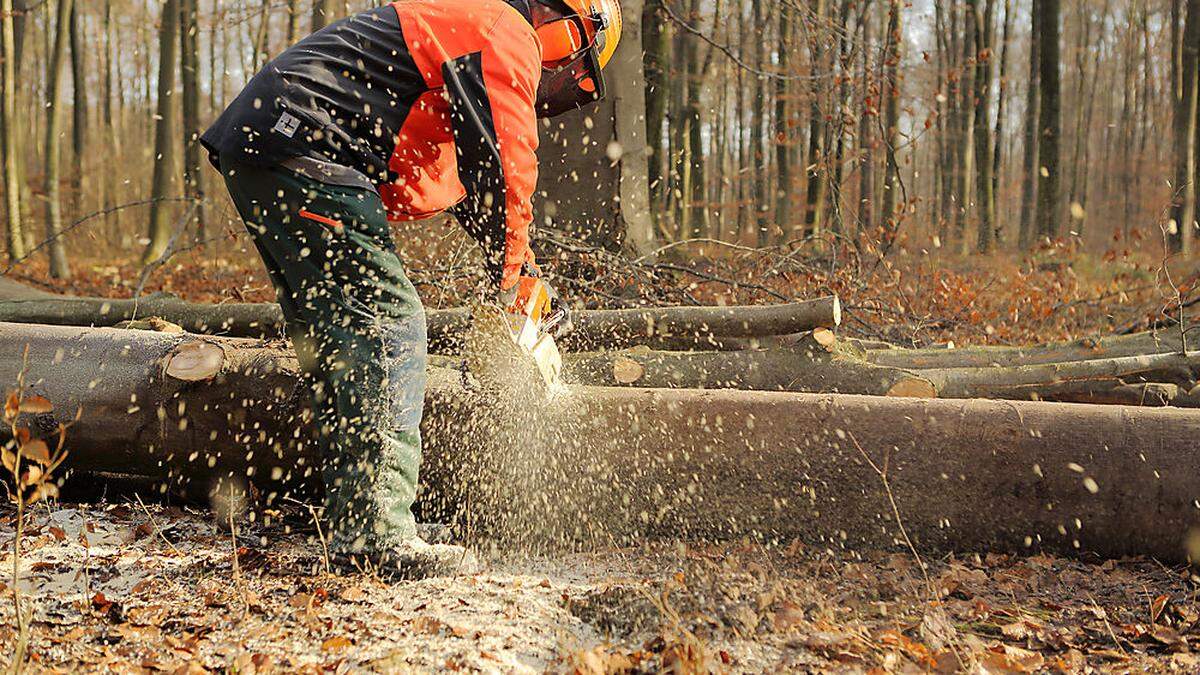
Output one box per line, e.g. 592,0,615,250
0,0,1196,346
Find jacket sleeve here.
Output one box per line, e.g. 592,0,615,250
443,10,541,290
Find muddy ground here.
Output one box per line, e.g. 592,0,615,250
2,502,1200,673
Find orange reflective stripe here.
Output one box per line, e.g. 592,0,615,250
298,208,344,232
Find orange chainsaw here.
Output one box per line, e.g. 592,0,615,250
464,276,571,391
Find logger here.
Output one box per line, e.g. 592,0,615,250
197,0,621,579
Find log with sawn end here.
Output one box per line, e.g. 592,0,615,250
3,322,1200,561
560,338,1200,406
0,293,840,352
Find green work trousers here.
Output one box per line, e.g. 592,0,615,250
220,157,426,553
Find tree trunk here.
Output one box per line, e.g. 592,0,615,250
880,0,903,242
286,0,300,44
8,322,1200,561
858,7,874,234
0,0,25,261
972,0,996,253
310,0,333,32
801,0,827,239
533,0,656,253
101,0,119,238
141,0,180,265
1066,1,1094,240
752,0,769,246
1017,0,1040,249
683,0,708,237
610,0,658,255
69,2,87,219
863,330,1196,370
1034,0,1062,240
774,4,793,237
43,0,74,279
989,0,1011,245
252,0,271,71
180,0,204,236
1172,0,1200,254
642,0,669,235
561,340,1200,408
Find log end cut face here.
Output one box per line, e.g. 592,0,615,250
165,341,225,381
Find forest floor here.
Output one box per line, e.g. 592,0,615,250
3,502,1200,674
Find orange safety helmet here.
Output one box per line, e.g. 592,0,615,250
531,0,622,117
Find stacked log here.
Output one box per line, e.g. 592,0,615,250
0,288,1196,407
3,322,1200,562
557,325,1200,407
0,293,840,352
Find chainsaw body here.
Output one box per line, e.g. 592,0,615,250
464,277,566,392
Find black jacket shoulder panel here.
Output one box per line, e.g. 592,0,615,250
201,4,423,179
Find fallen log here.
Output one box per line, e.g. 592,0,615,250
921,351,1200,402
562,339,935,397
0,293,840,352
559,339,1200,406
3,322,1200,561
862,330,1194,370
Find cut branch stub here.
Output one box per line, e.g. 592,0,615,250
164,341,224,381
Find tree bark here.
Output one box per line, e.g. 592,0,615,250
7,322,1200,560
774,3,793,237
802,0,827,238
1172,0,1200,254
286,0,301,44
1034,0,1062,240
751,0,769,246
0,294,843,350
43,0,74,279
142,0,180,264
972,0,996,253
862,330,1197,370
180,0,204,236
69,2,87,219
310,0,333,32
642,0,669,236
880,0,903,242
1017,0,1040,249
533,0,657,253
0,0,25,260
990,0,1011,244
562,343,935,396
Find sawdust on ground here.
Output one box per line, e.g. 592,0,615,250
2,503,1200,673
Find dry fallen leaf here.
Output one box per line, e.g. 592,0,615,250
1000,619,1043,641
1150,624,1188,652
19,394,54,414
980,645,1045,674
919,608,958,651
772,600,805,632
321,635,353,652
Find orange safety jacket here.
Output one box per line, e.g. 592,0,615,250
201,0,541,289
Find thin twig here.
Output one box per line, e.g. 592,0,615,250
133,493,182,556
848,431,931,592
